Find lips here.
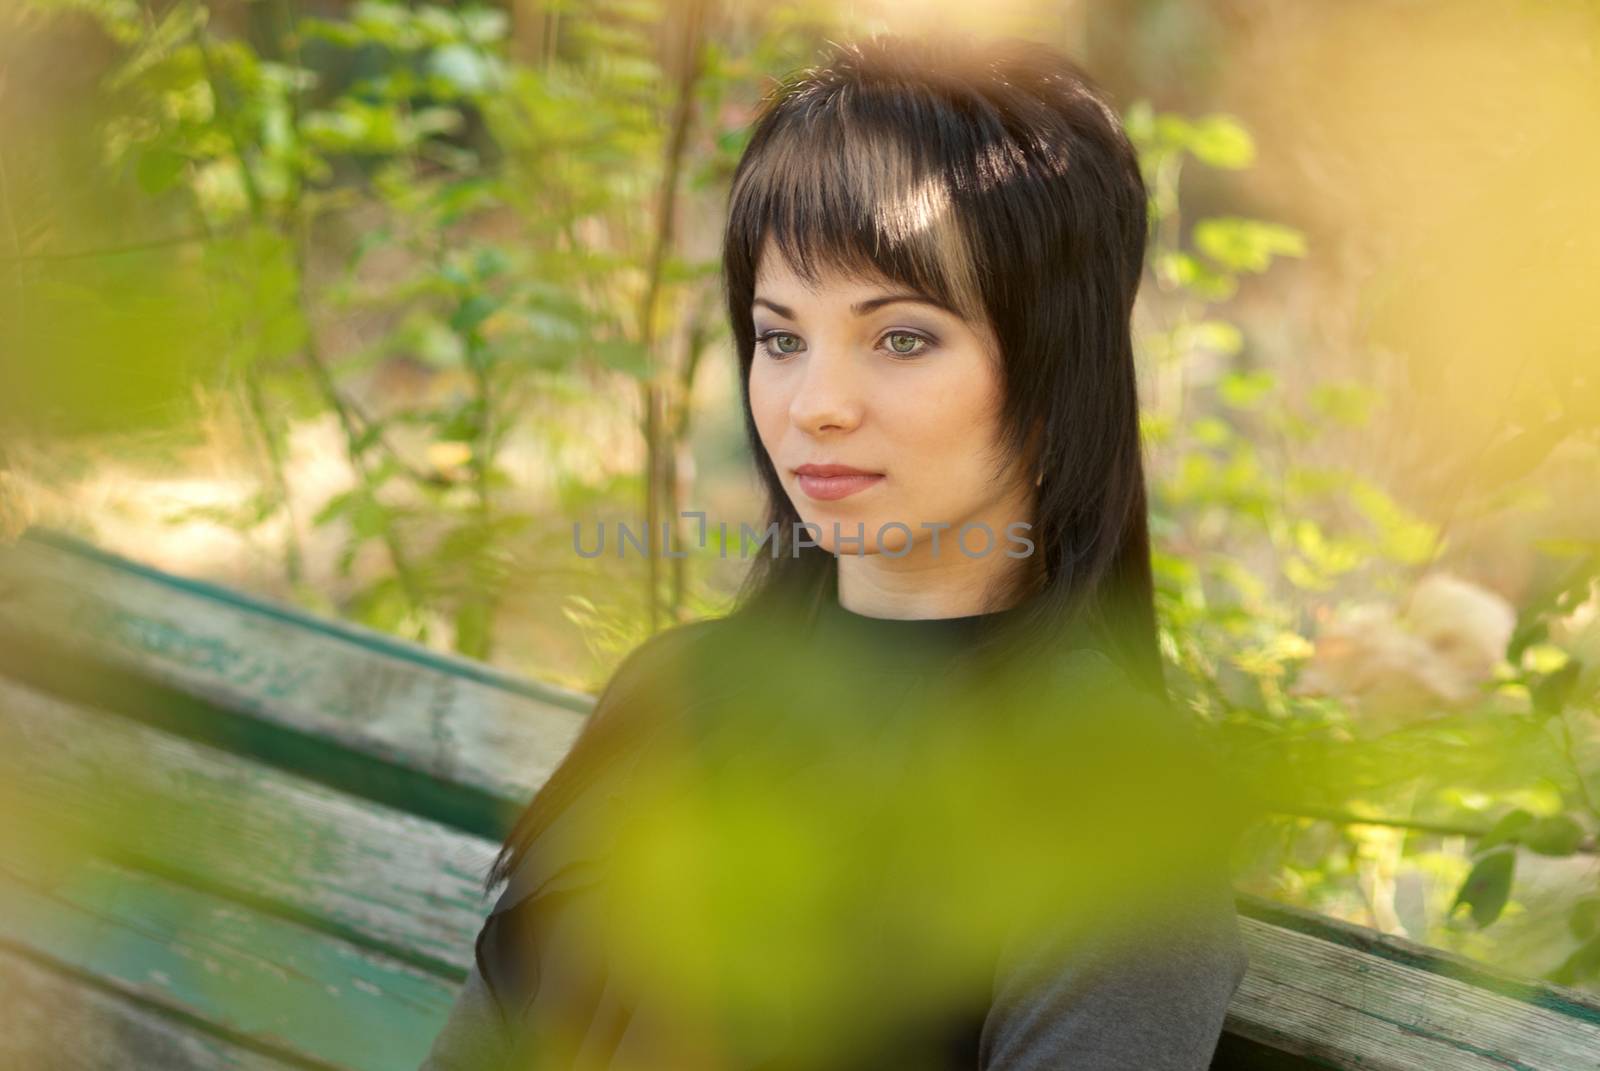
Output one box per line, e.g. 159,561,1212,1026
792,463,884,502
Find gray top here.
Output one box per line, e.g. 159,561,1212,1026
419,595,1250,1070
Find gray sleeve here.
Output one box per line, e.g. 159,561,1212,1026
978,878,1249,1071
416,963,517,1071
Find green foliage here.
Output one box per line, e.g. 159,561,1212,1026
1453,846,1516,927
1128,94,1600,987
1192,217,1306,274
21,0,821,659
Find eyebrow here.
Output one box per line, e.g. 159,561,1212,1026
752,293,957,319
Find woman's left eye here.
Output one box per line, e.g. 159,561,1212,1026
881,331,932,358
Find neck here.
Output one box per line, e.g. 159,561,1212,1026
835,541,1041,620
809,572,1029,673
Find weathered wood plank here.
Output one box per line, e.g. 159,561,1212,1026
1229,896,1600,1070
0,528,589,825
0,676,496,976
0,848,461,1071
0,945,298,1071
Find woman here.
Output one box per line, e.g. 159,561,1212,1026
421,32,1249,1071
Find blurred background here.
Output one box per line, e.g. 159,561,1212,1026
3,0,1599,996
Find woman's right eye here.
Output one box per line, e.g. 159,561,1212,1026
756,331,804,359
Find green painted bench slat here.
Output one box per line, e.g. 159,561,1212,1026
0,529,587,827
0,946,299,1071
0,847,459,1071
0,676,497,978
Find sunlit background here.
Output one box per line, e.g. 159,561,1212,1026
2,0,1599,1062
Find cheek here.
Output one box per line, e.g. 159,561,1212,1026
747,363,788,448
882,365,1004,487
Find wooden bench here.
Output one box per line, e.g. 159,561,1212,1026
2,527,1598,1070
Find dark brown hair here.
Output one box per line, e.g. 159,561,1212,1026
722,33,1160,685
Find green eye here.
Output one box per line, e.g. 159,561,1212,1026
757,332,803,358
883,332,930,358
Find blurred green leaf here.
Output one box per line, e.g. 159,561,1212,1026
1193,217,1307,273
1551,934,1600,986
429,44,494,95
1184,319,1244,357
1531,660,1582,717
1571,898,1600,940
1522,814,1586,857
1154,250,1236,300
1452,846,1516,927
1186,115,1256,170
1347,481,1439,565
1218,370,1276,410
1477,808,1535,853
450,294,501,336
1308,383,1379,429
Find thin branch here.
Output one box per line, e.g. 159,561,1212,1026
0,230,222,264
1265,802,1600,856
637,0,711,633
1556,708,1600,825
192,11,265,218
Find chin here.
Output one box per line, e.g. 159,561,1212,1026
798,510,916,557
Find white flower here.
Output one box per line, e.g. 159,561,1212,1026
1291,573,1516,728
1403,573,1518,696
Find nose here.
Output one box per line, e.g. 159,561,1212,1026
787,346,864,435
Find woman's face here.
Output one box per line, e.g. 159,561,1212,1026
747,241,1036,572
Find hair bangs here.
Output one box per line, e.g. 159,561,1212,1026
725,94,988,328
